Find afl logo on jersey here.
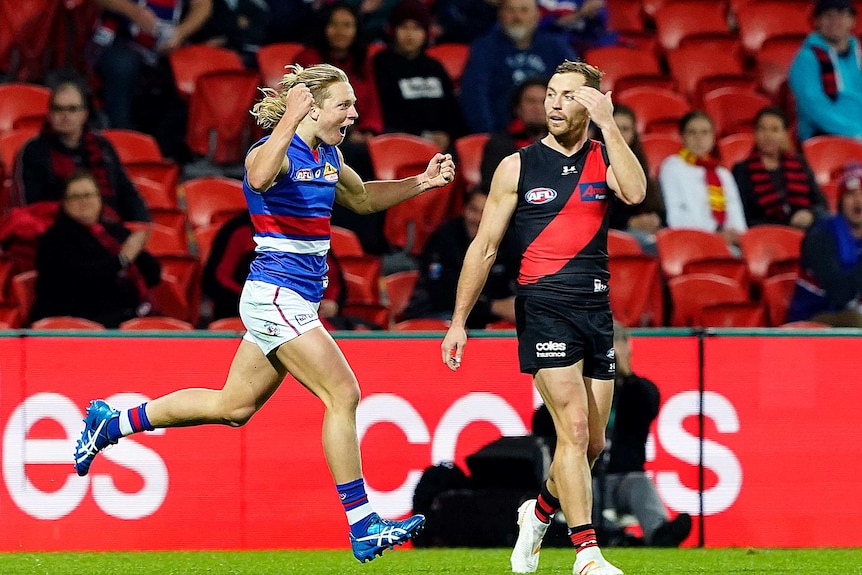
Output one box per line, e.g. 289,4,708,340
296,168,313,181
525,187,558,205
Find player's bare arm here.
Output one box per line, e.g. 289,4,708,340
573,86,646,205
441,153,520,371
335,151,455,214
246,83,313,191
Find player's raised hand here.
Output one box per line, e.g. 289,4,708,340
423,153,456,189
441,325,467,372
572,86,615,131
284,83,314,124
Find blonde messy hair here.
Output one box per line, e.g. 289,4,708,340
251,63,350,130
554,60,603,91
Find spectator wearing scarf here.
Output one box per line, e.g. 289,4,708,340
733,107,828,229
15,80,150,224
29,170,161,328
788,0,862,141
658,111,747,248
788,163,862,327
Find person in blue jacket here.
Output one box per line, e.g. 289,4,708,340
788,162,862,327
788,0,862,141
459,0,576,134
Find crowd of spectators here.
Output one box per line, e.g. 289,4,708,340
2,0,862,331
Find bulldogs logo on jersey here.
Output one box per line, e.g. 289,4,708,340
525,187,558,205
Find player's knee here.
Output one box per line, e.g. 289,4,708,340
559,419,590,454
328,379,361,412
587,436,606,464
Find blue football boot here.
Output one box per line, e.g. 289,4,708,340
349,513,426,562
74,400,119,476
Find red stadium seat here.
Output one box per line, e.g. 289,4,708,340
755,36,805,98
739,225,803,287
192,223,220,264
168,44,245,100
330,226,366,258
702,87,772,138
584,46,668,94
384,270,419,323
606,0,647,33
607,229,644,257
182,177,247,229
0,83,50,134
640,133,683,179
615,87,691,136
454,133,490,191
256,42,306,89
655,228,736,278
802,136,862,185
340,255,382,305
762,273,799,326
186,70,260,164
132,176,177,211
31,316,106,330
11,269,37,326
609,255,664,327
654,1,731,53
666,41,751,103
119,316,195,331
341,302,390,330
124,161,180,208
126,222,189,256
148,255,202,325
101,129,164,163
736,1,811,54
426,43,470,87
717,132,755,169
668,273,749,327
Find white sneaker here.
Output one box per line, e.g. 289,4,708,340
573,547,624,575
510,499,550,573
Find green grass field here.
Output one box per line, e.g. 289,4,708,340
2,548,862,575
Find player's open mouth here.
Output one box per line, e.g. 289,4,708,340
339,125,349,136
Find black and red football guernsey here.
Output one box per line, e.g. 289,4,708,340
513,138,611,301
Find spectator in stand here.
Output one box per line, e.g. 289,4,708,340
203,212,356,329
188,0,271,68
732,106,827,230
403,188,519,328
29,170,161,328
16,79,151,225
348,0,399,44
605,104,664,253
459,0,576,134
537,0,617,55
298,1,386,254
432,0,499,45
788,163,862,327
659,111,747,249
373,0,466,152
531,322,692,547
480,76,548,189
788,0,862,141
88,0,212,160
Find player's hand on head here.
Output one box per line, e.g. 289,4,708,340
285,83,314,122
441,325,467,372
573,87,614,130
424,153,456,189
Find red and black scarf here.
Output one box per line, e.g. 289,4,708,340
744,152,813,223
811,46,839,100
88,222,151,315
44,125,120,221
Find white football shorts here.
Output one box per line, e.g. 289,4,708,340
239,280,323,355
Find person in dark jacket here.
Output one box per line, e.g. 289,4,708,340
732,107,827,230
30,170,161,328
373,0,466,152
788,162,862,326
15,79,150,224
403,187,519,328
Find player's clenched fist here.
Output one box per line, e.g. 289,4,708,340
284,83,314,123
